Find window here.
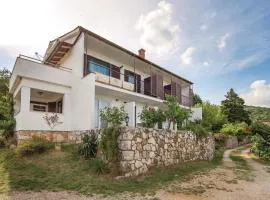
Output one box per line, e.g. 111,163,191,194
88,60,110,76
57,100,63,114
33,105,46,112
128,73,135,84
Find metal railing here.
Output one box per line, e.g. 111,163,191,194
91,65,192,106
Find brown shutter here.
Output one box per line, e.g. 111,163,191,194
171,82,176,96
124,69,129,82
175,83,181,104
151,74,157,97
144,76,151,95
111,65,120,79
189,88,193,107
84,54,89,76
156,74,163,99
48,102,56,112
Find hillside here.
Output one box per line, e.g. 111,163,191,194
245,106,270,122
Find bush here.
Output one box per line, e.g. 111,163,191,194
100,106,127,127
78,132,98,159
100,126,120,163
0,137,5,148
16,137,54,156
251,122,270,160
139,106,166,128
220,122,249,136
88,158,108,174
186,123,209,138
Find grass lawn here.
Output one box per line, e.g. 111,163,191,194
0,145,223,195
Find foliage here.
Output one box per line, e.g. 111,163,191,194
43,113,63,129
100,106,127,127
78,131,98,159
0,136,5,148
245,106,270,122
197,101,227,132
139,106,158,128
220,122,250,136
193,93,202,106
186,123,209,138
161,95,190,129
16,137,54,156
0,68,15,139
139,106,166,128
99,126,120,164
88,158,108,174
250,122,270,160
221,88,251,125
0,147,224,194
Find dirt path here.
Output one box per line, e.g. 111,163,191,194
1,147,270,200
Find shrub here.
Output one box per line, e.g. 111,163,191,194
78,132,98,159
220,122,249,136
250,122,270,160
0,137,5,148
16,137,54,156
100,106,127,127
186,123,209,138
139,106,165,128
99,126,120,163
88,158,108,174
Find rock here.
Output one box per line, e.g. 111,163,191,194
122,151,134,161
119,140,131,150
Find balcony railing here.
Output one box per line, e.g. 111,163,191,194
92,66,192,107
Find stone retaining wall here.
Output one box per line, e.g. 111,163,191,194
16,130,84,143
118,127,215,177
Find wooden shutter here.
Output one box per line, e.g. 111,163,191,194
175,83,181,104
111,65,120,79
144,76,151,95
48,102,56,112
124,69,129,82
83,54,89,76
156,74,163,99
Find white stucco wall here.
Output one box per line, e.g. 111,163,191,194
189,107,203,122
61,34,96,131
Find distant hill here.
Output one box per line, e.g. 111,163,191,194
245,106,270,122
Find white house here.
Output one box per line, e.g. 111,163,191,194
9,26,201,140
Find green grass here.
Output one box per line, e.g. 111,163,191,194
0,145,224,195
230,150,254,181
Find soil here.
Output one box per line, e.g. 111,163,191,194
1,147,270,200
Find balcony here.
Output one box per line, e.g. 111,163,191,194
93,67,193,107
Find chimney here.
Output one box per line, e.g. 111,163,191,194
138,48,145,59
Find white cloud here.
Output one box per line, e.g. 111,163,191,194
135,1,180,55
203,61,209,66
180,47,196,65
210,12,217,19
200,24,208,31
241,80,270,107
217,33,229,49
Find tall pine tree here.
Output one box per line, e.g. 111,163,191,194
221,88,251,125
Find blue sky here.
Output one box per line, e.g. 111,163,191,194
0,0,269,107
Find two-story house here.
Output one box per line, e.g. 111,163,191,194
10,26,201,140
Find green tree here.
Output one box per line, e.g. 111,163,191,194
198,101,227,132
100,106,127,127
221,88,251,125
161,95,190,129
0,68,15,139
193,93,202,106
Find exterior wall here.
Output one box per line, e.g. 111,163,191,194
61,34,96,131
10,57,72,93
118,127,215,177
189,107,203,121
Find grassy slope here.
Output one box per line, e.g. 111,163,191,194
0,145,224,195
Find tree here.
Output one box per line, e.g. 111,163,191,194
199,101,227,132
221,88,251,125
100,106,127,127
160,95,190,129
193,93,202,106
0,68,15,139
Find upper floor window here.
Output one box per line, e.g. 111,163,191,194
88,61,110,76
128,73,135,84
